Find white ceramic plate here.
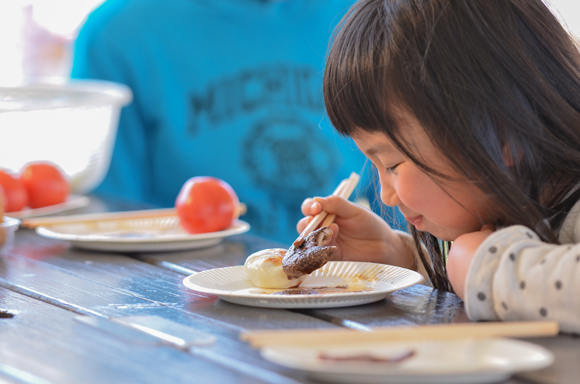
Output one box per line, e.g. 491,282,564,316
260,338,554,384
8,194,90,219
0,216,21,254
182,261,424,308
35,216,250,252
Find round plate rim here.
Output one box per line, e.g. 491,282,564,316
36,220,250,244
8,194,90,219
259,338,555,383
182,261,424,308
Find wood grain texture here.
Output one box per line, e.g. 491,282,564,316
0,228,335,384
0,287,300,384
2,196,577,384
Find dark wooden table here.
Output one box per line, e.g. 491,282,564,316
0,196,577,384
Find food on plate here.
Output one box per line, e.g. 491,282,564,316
268,285,372,295
20,162,70,209
318,350,416,363
175,176,239,234
245,227,336,289
244,248,306,289
0,170,28,212
283,226,336,279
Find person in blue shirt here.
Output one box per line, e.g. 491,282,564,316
71,0,403,245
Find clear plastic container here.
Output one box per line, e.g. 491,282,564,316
0,80,132,194
0,217,20,254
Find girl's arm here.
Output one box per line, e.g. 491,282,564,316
458,225,580,334
447,225,495,298
298,195,417,270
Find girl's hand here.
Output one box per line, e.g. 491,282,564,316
447,224,495,299
297,196,415,268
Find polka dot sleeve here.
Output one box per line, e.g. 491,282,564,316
464,225,580,333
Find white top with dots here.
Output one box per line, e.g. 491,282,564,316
464,198,580,334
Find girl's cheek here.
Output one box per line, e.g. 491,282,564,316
394,168,431,209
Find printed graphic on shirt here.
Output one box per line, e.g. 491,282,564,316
242,115,336,196
188,64,323,134
187,64,339,243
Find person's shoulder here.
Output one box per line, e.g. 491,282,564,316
78,0,173,48
81,0,170,32
83,0,132,27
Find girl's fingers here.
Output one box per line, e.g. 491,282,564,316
300,197,322,216
296,217,340,244
296,216,310,233
314,195,362,219
329,223,339,242
298,195,361,232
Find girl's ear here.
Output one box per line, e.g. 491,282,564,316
502,143,522,167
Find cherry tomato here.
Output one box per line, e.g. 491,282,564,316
0,170,28,212
20,162,70,209
0,185,6,215
175,176,239,234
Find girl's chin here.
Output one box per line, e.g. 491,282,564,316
423,226,465,242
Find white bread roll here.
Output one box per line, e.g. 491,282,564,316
244,248,305,289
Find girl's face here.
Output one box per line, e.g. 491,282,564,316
353,113,498,241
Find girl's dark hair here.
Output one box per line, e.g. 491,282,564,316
324,0,580,291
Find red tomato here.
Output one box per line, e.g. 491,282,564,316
0,170,28,212
20,162,70,209
175,177,239,234
0,185,6,215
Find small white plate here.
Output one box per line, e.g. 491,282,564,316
0,216,20,254
36,216,250,252
8,194,90,219
182,261,424,308
260,338,554,384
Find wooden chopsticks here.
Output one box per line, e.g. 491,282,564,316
20,208,178,229
292,172,360,247
240,321,559,348
20,204,247,229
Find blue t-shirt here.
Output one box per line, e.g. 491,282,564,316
71,0,401,245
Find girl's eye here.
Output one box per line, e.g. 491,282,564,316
385,163,400,174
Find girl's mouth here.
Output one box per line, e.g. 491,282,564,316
406,215,423,227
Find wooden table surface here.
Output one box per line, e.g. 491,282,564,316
0,196,577,384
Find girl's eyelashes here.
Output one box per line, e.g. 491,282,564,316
385,163,401,174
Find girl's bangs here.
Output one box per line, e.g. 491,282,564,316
323,1,399,138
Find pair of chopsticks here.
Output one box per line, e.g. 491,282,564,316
292,172,360,247
240,321,559,348
20,204,247,229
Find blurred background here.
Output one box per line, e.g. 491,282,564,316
0,0,579,85
0,0,130,197
0,0,580,229
0,0,105,84
0,0,103,85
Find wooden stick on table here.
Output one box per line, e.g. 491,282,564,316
240,321,560,349
20,203,247,229
292,172,360,247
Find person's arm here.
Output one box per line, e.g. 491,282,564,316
462,225,580,334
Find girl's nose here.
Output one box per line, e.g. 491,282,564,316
381,183,401,207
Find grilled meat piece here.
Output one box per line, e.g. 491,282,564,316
282,226,336,279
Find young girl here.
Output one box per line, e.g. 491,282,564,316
298,0,580,333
